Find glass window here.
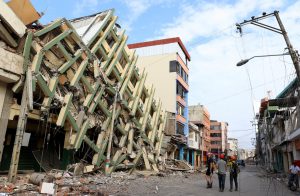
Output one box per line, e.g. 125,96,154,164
169,60,177,72
210,133,221,137
176,83,186,99
177,102,185,116
176,122,184,135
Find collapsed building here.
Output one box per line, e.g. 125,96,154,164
0,0,167,182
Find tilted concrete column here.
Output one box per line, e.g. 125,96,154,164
0,82,12,163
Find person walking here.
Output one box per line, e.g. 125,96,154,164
205,152,214,188
228,156,240,191
288,161,300,190
217,154,227,192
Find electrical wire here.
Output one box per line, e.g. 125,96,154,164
203,73,295,105
229,128,254,132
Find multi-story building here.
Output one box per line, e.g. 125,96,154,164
210,120,228,157
188,122,201,169
256,78,300,173
128,37,191,161
227,138,238,157
189,105,211,166
238,149,255,160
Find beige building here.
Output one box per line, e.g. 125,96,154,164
128,37,191,161
189,105,211,165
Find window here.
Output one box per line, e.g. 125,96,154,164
177,102,185,116
169,61,177,72
176,122,184,135
211,141,221,145
176,83,186,99
170,60,189,83
210,133,221,137
210,125,221,130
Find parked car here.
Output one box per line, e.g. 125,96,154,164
237,160,245,167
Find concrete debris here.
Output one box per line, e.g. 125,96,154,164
0,170,142,195
29,173,54,185
165,159,193,172
40,182,55,195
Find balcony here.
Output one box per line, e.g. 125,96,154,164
176,114,186,124
177,54,189,75
210,137,222,141
176,95,186,107
210,129,221,133
188,139,199,149
177,74,189,91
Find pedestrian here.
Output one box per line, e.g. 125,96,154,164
217,153,227,192
288,161,300,189
228,156,240,191
205,152,214,188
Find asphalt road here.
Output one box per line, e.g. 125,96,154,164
121,165,298,196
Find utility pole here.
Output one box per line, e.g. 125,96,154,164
237,11,300,167
237,11,300,80
201,129,204,169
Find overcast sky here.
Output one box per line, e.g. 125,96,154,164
31,0,300,149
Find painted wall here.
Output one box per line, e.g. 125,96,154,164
135,53,177,113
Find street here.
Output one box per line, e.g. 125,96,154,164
120,165,297,196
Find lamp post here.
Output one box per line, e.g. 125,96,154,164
236,52,290,67
237,11,300,80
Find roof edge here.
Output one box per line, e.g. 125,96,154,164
128,37,191,61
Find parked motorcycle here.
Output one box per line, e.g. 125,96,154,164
288,174,298,191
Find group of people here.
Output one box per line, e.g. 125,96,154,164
205,153,240,192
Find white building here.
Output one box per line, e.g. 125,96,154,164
227,138,238,156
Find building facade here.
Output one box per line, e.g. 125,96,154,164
256,78,300,173
128,37,191,161
188,122,201,169
210,120,228,157
188,105,211,166
238,149,255,160
227,138,238,157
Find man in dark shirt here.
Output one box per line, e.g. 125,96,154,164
228,156,240,191
206,152,214,188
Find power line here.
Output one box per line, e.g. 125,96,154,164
229,128,254,132
202,73,295,105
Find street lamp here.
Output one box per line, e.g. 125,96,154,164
236,52,290,67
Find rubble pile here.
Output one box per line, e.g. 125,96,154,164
165,159,193,172
0,171,136,195
0,0,167,179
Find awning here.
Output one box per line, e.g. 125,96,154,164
268,97,297,107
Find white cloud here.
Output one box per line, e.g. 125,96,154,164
73,0,100,16
121,0,176,31
158,0,287,44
